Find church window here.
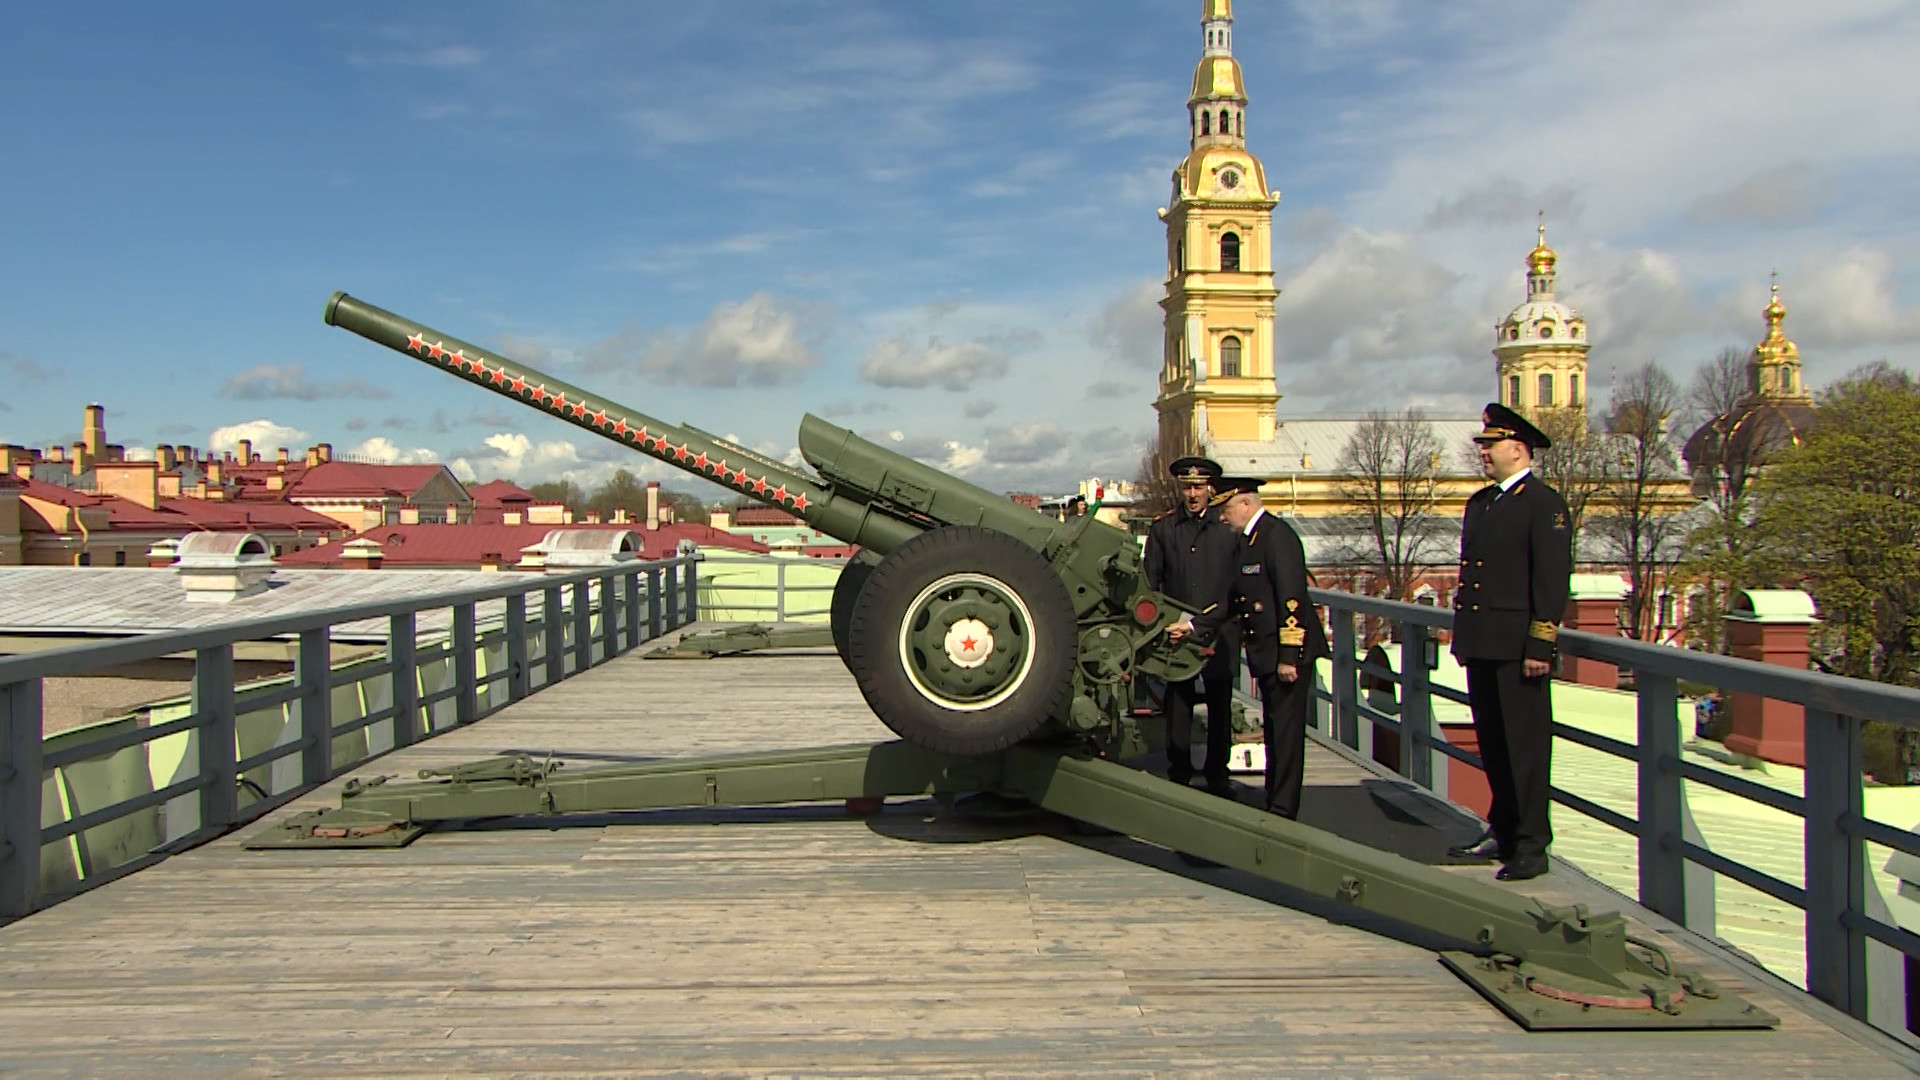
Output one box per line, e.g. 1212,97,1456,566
114,549,127,566
1220,231,1240,271
1571,326,1581,339
1219,109,1231,135
1220,335,1242,377
1506,326,1519,341
1201,112,1211,136
1538,373,1554,406
1539,323,1554,338
1783,369,1795,393
1508,374,1521,405
1569,374,1581,406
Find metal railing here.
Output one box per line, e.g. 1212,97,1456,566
1305,588,1920,1032
0,555,699,920
695,553,848,622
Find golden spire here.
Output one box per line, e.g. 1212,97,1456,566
1763,270,1787,329
1756,271,1797,361
1527,214,1557,274
1204,0,1233,20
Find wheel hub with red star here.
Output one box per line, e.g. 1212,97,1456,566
898,573,1033,710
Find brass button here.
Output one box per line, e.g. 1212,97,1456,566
1476,560,1484,568
1472,604,1481,611
1472,582,1481,590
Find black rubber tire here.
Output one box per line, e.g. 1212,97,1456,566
847,526,1076,756
830,553,879,666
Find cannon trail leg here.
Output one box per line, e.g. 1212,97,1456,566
246,741,996,849
1001,746,1778,1031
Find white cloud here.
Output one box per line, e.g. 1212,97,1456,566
860,336,1011,391
1688,163,1828,225
586,293,823,387
1765,248,1920,350
1087,278,1163,370
209,420,308,454
349,436,438,465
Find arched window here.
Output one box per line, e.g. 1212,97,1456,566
1506,325,1519,341
1201,112,1211,136
1538,373,1554,406
1220,335,1242,377
1219,109,1231,135
1220,231,1240,271
1569,374,1581,406
1539,323,1554,338
1783,369,1795,393
1508,374,1522,406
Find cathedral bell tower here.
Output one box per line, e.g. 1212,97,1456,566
1152,0,1280,456
1493,220,1590,424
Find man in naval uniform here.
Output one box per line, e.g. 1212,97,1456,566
1173,477,1327,819
1446,404,1573,882
1143,456,1240,795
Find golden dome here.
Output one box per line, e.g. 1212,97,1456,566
1204,0,1233,19
1756,278,1799,361
1189,56,1246,102
1527,222,1557,274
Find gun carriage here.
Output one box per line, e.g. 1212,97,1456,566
252,293,1779,1032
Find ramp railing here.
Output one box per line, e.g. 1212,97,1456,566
1304,588,1920,1036
0,555,699,920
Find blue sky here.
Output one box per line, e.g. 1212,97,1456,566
2,0,1916,497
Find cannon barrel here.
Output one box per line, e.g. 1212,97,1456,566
323,292,1145,608
324,291,927,554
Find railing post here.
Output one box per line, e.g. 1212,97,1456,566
297,627,332,787
572,580,593,671
776,559,787,621
648,567,665,639
1635,669,1686,925
624,569,642,652
1804,707,1868,1020
0,678,45,920
599,572,617,660
193,645,238,832
543,585,565,684
1330,607,1359,749
453,602,478,724
389,612,418,745
1399,621,1433,789
686,556,700,622
505,594,529,702
665,564,680,631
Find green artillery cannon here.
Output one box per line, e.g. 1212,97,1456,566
252,293,1779,1032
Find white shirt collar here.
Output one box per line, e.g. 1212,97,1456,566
1242,507,1267,536
1498,466,1532,493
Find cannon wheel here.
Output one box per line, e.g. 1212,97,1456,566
829,552,880,667
847,526,1075,755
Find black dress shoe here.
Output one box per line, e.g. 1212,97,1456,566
1495,855,1549,881
1447,830,1500,859
1203,777,1238,800
1167,769,1194,786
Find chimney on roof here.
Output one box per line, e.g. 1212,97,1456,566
611,507,630,525
156,445,176,471
106,444,125,463
400,506,420,525
206,459,224,485
147,538,180,567
237,439,252,465
48,445,65,464
583,510,601,524
340,537,384,570
0,446,20,473
83,404,106,458
94,460,160,510
277,447,289,465
709,509,731,530
504,510,523,526
267,474,284,492
174,531,277,602
317,443,333,464
479,551,503,572
70,443,90,477
305,446,320,468
445,502,459,525
646,481,659,531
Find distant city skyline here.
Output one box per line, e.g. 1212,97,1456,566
2,0,1916,495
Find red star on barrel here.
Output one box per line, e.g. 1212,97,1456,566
750,476,768,494
729,466,747,485
448,349,466,369
549,391,566,409
691,451,709,471
427,341,445,360
569,400,587,418
670,444,689,462
508,375,526,394
405,333,426,353
590,409,608,428
488,367,508,386
772,485,789,503
611,419,628,437
791,492,809,511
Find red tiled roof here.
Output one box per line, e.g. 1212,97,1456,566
467,480,534,506
13,478,344,536
0,474,24,492
157,498,344,533
276,522,769,568
285,462,452,499
732,506,800,526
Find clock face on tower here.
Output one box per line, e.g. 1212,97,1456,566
1217,168,1241,191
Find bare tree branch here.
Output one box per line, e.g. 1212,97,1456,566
1594,362,1690,641
1334,408,1449,600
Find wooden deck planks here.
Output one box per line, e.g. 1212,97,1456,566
0,636,1913,1077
